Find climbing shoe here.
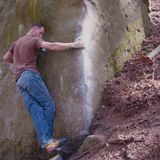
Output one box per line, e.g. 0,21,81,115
45,138,68,155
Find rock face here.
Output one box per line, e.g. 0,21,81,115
0,0,150,159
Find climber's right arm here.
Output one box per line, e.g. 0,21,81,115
39,39,84,51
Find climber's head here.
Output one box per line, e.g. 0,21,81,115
27,23,45,38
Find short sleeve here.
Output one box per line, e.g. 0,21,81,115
8,41,16,55
35,37,42,49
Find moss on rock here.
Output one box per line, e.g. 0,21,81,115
107,17,145,77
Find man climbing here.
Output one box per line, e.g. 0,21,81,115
3,23,84,154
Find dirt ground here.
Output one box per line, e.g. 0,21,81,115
70,1,160,160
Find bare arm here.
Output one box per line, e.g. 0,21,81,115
40,39,84,51
3,51,13,64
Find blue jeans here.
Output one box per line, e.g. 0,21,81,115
16,70,55,148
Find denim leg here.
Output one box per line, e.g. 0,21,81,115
17,71,56,148
18,86,53,147
27,74,55,141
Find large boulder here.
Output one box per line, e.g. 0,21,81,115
0,0,150,159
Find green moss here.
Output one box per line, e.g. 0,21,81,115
29,0,37,21
110,50,119,75
107,17,145,77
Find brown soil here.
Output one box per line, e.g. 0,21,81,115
70,2,160,160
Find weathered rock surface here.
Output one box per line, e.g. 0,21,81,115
77,135,105,154
0,0,150,159
69,30,160,160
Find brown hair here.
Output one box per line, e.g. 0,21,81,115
31,23,45,29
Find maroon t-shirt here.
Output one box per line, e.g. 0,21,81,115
8,35,42,80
